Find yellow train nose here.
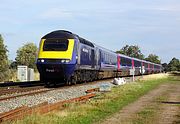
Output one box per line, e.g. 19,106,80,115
38,39,75,60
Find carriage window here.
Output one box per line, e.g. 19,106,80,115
134,60,141,67
121,57,132,66
43,39,69,51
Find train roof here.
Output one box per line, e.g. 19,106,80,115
141,59,151,64
42,30,78,39
42,30,94,47
117,53,132,59
94,44,117,55
141,59,162,66
42,30,162,66
132,57,142,62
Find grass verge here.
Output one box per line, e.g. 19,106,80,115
11,75,172,124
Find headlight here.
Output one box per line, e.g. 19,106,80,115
61,60,65,63
41,59,45,62
37,59,41,62
65,60,70,63
76,55,78,59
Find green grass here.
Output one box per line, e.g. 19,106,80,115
11,76,172,124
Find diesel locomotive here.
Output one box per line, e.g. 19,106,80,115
36,30,162,86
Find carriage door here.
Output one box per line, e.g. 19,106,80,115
117,55,121,71
91,49,95,68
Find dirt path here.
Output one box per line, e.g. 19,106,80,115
157,84,180,124
98,82,180,124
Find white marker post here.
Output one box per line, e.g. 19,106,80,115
140,66,145,79
130,68,135,82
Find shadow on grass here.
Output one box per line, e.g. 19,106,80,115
161,101,180,105
168,74,180,82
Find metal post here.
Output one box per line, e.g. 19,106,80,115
130,68,135,82
133,72,134,82
141,66,144,79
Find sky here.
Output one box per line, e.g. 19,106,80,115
0,0,180,63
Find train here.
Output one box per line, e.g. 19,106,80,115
36,30,162,86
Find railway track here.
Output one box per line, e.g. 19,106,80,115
0,79,111,102
0,76,140,102
0,78,114,113
0,75,144,123
0,88,52,102
0,92,96,123
0,81,44,87
0,86,46,96
0,81,45,96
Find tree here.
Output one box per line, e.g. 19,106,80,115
168,57,180,71
15,43,38,70
162,63,168,72
145,54,161,64
9,60,17,69
0,34,10,81
178,64,180,71
116,45,144,59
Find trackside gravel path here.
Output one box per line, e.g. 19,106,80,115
157,83,180,124
98,82,180,124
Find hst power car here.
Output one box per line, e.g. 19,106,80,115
36,30,162,86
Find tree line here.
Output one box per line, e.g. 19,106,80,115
0,34,179,82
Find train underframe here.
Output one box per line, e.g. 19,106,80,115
40,68,145,87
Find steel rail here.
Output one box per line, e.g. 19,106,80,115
0,93,96,122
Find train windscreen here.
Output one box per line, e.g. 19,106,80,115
43,39,69,51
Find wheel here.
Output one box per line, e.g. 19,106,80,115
66,79,72,86
40,74,45,83
45,81,52,87
71,77,76,85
